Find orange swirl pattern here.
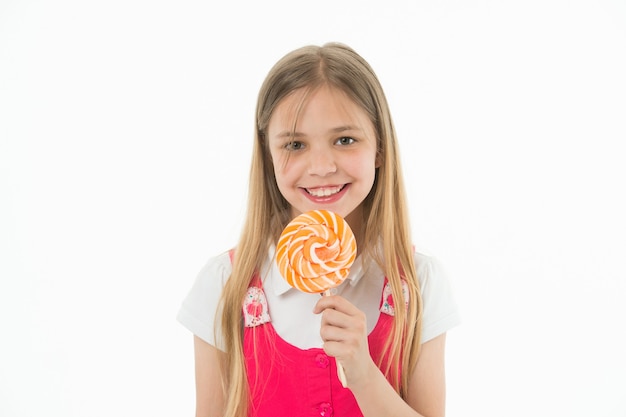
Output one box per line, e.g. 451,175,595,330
276,210,357,293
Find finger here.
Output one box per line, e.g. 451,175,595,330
313,294,359,315
321,340,347,358
320,306,349,328
320,322,346,342
320,310,368,345
322,333,365,364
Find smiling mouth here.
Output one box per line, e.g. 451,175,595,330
305,185,345,197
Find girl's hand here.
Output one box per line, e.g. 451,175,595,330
313,295,377,388
314,295,447,417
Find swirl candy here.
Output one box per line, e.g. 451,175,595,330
276,209,356,387
276,210,357,294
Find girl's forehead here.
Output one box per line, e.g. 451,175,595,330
269,86,370,132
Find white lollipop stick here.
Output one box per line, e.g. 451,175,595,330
324,288,347,388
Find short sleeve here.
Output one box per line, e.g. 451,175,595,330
176,251,232,351
415,252,461,343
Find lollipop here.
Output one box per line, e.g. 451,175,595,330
276,209,357,386
276,210,357,294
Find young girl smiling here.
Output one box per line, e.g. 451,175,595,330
178,42,460,417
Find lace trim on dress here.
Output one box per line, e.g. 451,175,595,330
243,286,271,327
380,280,409,316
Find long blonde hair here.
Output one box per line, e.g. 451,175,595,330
217,42,422,417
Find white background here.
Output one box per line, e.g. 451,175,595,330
1,0,625,416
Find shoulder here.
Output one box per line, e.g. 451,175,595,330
198,250,233,282
176,250,234,348
186,250,234,296
413,251,445,286
412,251,461,342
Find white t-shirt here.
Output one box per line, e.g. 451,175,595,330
177,247,461,351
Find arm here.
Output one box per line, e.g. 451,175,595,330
350,333,447,417
314,296,448,417
193,335,226,417
406,333,447,416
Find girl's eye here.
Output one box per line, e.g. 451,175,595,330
285,141,304,151
336,137,355,146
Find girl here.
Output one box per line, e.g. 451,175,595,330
177,42,460,417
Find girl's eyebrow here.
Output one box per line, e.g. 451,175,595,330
276,131,305,139
275,125,362,138
330,125,362,133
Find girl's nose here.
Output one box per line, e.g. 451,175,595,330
306,148,337,176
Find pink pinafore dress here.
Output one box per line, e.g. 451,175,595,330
241,265,409,417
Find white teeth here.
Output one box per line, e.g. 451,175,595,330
307,186,342,197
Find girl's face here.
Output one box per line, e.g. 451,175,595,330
267,85,378,234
